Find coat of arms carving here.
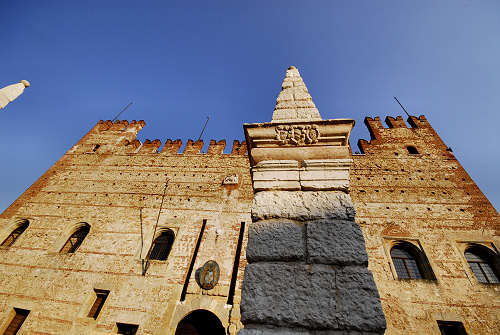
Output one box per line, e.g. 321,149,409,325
275,125,320,145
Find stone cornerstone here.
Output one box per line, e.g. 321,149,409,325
238,66,386,334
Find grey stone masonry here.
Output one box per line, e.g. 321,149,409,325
239,191,386,335
251,191,355,222
241,66,385,335
306,219,368,266
246,220,306,262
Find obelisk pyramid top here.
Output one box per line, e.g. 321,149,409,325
271,66,322,123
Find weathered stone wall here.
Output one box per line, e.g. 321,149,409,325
0,112,498,335
239,191,386,335
0,120,253,335
351,115,500,335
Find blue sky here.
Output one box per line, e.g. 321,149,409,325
1,0,499,211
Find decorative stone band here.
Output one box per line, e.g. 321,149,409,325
252,159,352,192
244,119,354,166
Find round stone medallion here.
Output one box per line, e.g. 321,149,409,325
198,260,220,290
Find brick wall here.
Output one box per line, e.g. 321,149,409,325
351,115,499,335
0,120,252,335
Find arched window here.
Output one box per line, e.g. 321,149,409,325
60,224,90,253
407,146,419,154
1,219,29,247
148,229,174,261
390,242,435,280
465,245,499,284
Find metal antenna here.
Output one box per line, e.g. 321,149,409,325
197,116,210,141
142,178,169,276
393,97,410,117
112,102,133,122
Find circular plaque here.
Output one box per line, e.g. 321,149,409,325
198,260,220,290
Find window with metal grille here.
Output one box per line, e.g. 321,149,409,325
437,320,468,335
87,289,109,319
3,308,29,335
148,230,174,261
60,224,90,253
465,245,499,284
116,323,139,335
390,242,435,280
1,220,29,247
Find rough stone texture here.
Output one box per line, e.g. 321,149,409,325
239,325,309,335
241,263,338,329
252,191,355,222
352,115,500,335
0,120,253,335
246,220,305,262
239,328,383,335
306,219,368,266
241,263,385,332
336,267,386,331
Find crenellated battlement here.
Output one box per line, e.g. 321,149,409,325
82,120,247,156
385,116,407,128
207,140,226,154
96,119,146,133
363,115,431,141
357,115,448,155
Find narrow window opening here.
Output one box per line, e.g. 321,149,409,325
92,144,101,152
148,229,175,261
407,146,419,154
3,308,29,335
437,320,468,335
87,289,109,319
1,220,29,247
116,323,139,335
60,224,90,253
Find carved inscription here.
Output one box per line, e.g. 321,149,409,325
223,174,239,185
275,125,320,145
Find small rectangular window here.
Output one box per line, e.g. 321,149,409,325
3,308,29,335
116,323,139,335
437,320,467,335
87,289,109,319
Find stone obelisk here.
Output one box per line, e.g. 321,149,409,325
239,66,386,334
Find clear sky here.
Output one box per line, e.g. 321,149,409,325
1,1,499,211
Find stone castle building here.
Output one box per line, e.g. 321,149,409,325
0,67,498,335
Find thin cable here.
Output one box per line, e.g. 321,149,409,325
111,102,133,122
143,179,169,275
197,116,210,141
394,96,410,117
150,179,169,252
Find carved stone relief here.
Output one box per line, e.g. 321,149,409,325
275,125,320,145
